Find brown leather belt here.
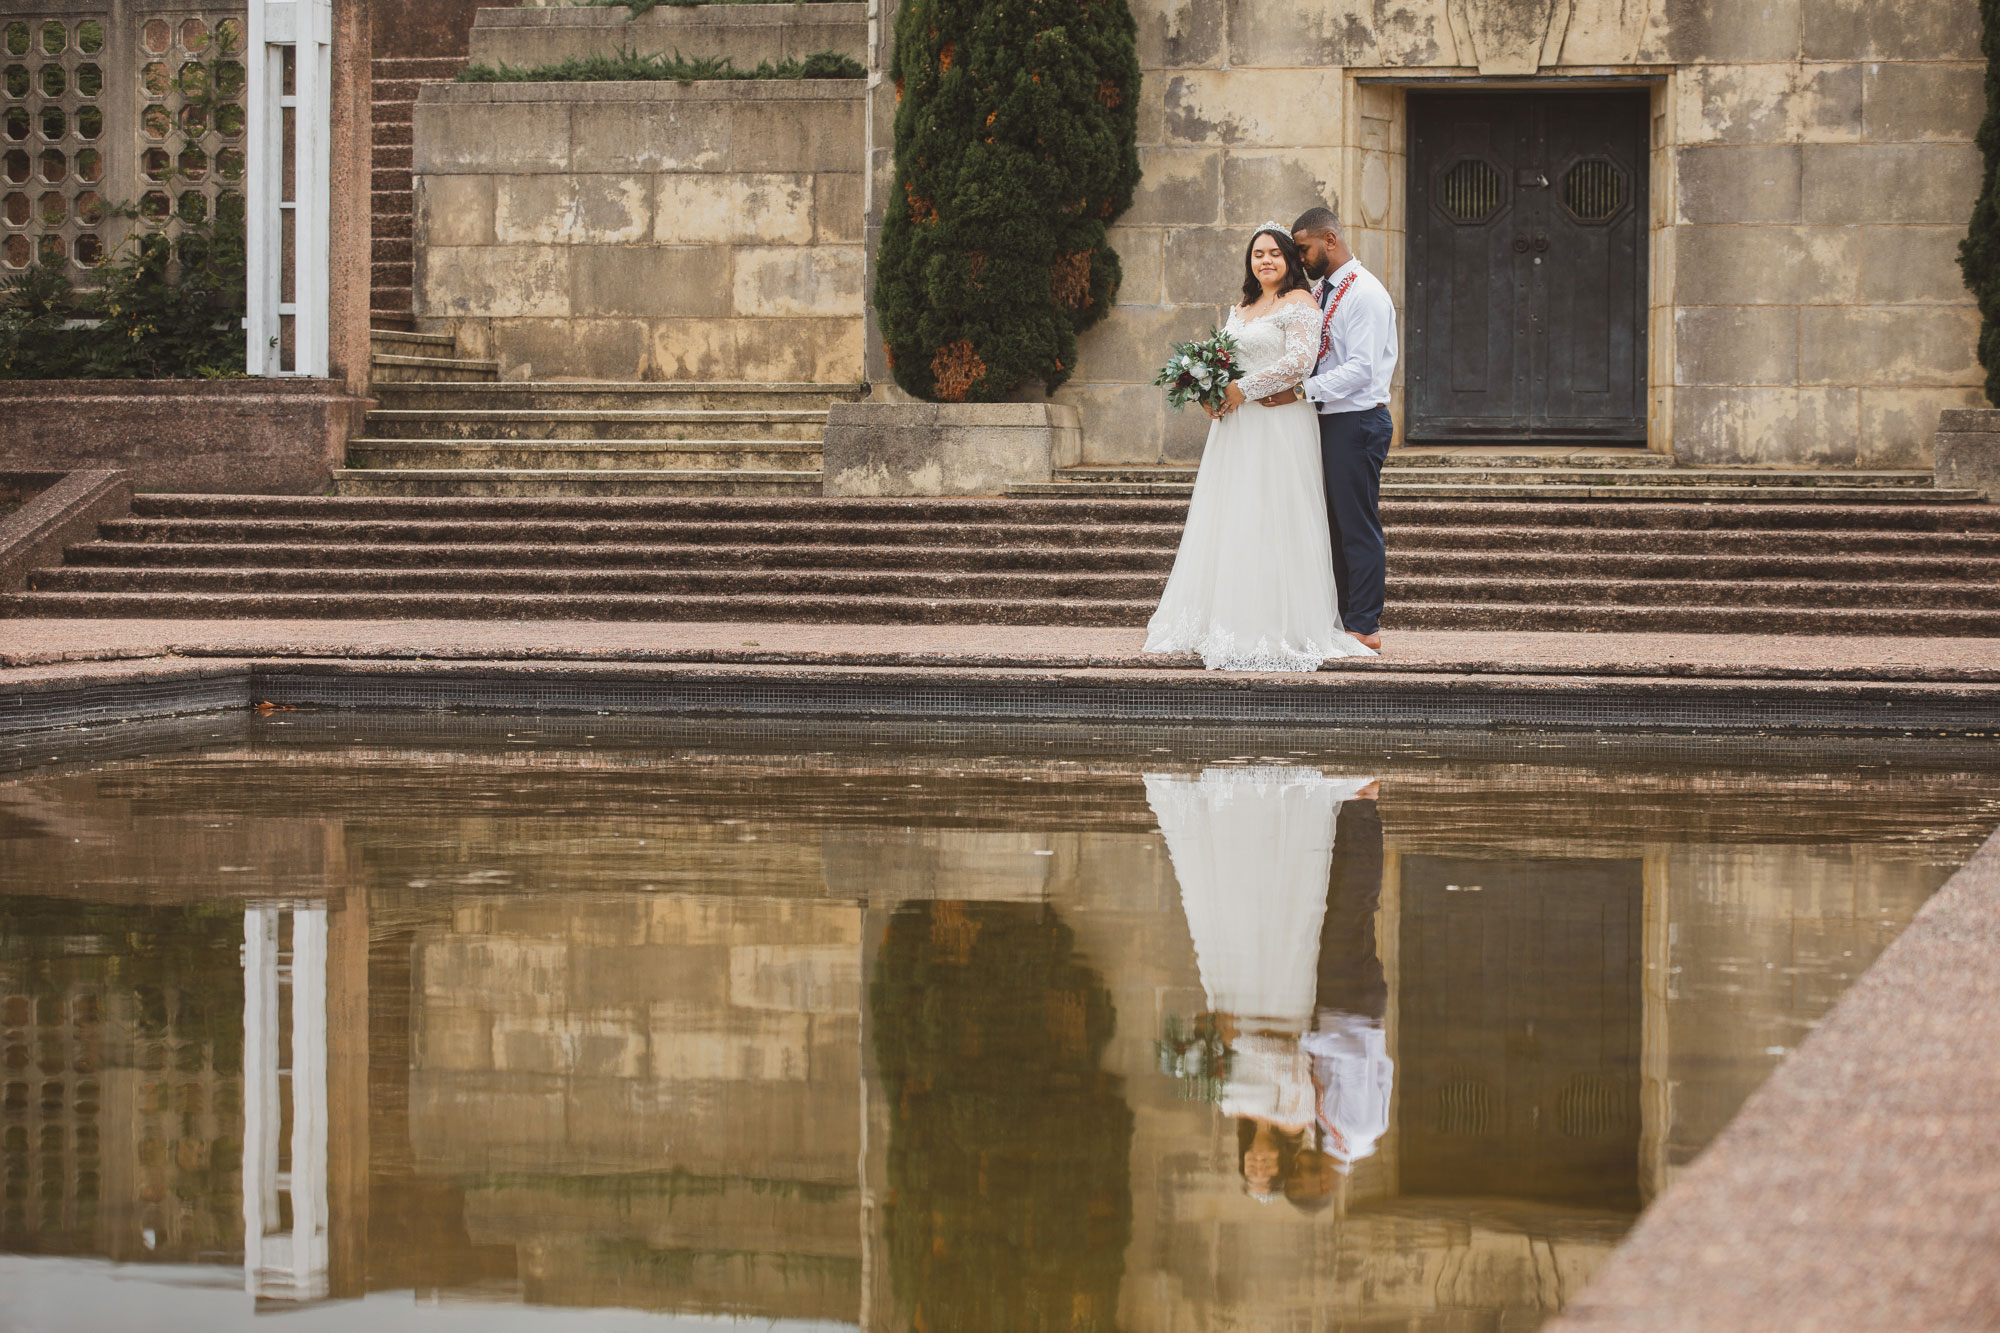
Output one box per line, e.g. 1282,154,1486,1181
1258,389,1302,407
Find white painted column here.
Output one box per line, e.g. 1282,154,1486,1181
242,905,331,1303
246,0,334,377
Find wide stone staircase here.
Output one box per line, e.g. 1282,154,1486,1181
8,492,2000,633
344,331,863,497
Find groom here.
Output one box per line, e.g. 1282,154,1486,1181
1274,207,1399,652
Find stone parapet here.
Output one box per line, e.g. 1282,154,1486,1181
0,381,369,495
821,402,1084,496
1934,407,2000,501
0,470,130,595
413,80,866,382
468,3,868,70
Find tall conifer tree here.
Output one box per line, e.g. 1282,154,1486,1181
1962,0,2000,404
874,0,1140,402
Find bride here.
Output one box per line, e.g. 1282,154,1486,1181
1144,224,1377,671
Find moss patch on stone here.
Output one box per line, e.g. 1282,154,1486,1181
455,47,864,83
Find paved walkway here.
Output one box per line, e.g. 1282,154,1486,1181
5,619,1999,681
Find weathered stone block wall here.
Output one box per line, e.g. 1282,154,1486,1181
467,2,867,71
862,0,1983,466
413,79,866,382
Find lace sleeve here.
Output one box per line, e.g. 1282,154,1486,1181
1236,301,1318,400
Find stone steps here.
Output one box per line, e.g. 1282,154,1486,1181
332,468,824,498
368,354,502,384
369,55,465,321
28,564,1999,611
59,539,1998,583
7,495,1997,632
359,410,832,442
345,440,823,471
371,381,866,412
10,588,1998,634
349,381,860,495
1013,461,1981,504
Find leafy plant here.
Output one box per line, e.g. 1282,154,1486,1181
583,0,808,13
1963,0,2000,405
873,0,1140,401
0,24,246,379
0,199,246,380
456,46,862,83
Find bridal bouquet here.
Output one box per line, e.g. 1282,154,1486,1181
1153,328,1244,412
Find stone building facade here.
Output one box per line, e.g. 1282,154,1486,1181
407,0,1985,470
864,0,1987,467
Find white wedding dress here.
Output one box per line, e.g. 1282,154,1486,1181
1144,300,1377,671
1147,767,1375,1129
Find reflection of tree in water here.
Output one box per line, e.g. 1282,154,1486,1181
870,901,1133,1332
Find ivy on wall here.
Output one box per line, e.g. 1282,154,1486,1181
1963,0,2000,406
873,0,1141,401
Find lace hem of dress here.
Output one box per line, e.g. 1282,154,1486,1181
1144,612,1375,671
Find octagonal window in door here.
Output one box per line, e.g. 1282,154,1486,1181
1438,157,1505,225
1561,158,1628,224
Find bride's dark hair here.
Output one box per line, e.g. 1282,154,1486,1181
1239,228,1312,307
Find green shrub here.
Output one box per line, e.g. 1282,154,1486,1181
873,0,1140,401
1963,0,2000,405
583,0,808,14
456,46,862,83
0,199,246,380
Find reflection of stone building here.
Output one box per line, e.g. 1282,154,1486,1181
0,733,1983,1326
0,902,245,1266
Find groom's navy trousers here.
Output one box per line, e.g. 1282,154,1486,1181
1318,405,1392,636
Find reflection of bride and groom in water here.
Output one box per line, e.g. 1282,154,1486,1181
1149,768,1389,1210
866,765,1385,1327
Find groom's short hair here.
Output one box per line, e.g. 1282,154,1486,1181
1292,206,1340,237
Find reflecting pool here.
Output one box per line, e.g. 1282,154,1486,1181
2,715,1997,1331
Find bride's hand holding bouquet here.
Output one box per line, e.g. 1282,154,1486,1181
1154,329,1247,420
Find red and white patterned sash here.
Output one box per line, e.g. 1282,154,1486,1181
1316,270,1360,366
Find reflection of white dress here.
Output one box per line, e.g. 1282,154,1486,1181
1145,302,1378,672
1147,768,1373,1126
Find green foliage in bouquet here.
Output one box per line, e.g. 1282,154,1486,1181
870,901,1133,1332
1964,0,2000,405
874,0,1141,401
1154,327,1245,413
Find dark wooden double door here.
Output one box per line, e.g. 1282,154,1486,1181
1408,93,1649,444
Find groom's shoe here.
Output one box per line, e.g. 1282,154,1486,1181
1354,631,1382,652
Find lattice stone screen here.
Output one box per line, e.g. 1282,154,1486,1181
1,1,246,282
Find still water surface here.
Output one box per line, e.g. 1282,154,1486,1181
2,715,1998,1332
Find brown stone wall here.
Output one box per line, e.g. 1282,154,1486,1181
0,380,368,493
413,80,867,382
862,0,1984,466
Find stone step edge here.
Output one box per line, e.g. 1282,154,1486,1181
348,438,822,451
371,354,499,373
1010,484,1988,503
333,470,823,482
1057,466,1942,483
66,543,2000,571
364,409,834,421
10,591,2000,631
44,564,1999,592
372,380,867,394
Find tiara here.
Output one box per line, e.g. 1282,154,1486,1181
1254,220,1292,238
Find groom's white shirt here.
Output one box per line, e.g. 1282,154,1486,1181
1304,258,1399,415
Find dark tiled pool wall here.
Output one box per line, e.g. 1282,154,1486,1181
4,664,1998,739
